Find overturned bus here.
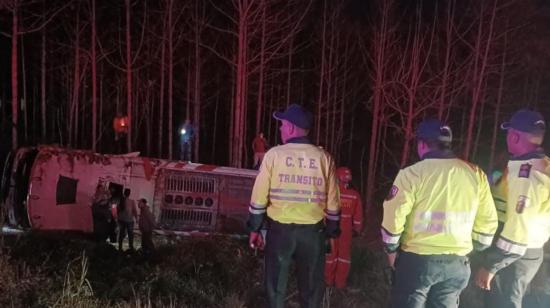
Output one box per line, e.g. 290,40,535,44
0,146,257,238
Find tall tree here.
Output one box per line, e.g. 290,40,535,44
90,0,97,151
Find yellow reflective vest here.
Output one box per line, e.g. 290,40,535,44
495,153,550,255
491,168,508,224
381,152,498,256
249,140,340,225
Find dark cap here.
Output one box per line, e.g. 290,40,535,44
501,109,546,134
416,119,452,143
273,104,313,130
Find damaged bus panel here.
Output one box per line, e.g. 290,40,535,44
0,146,257,238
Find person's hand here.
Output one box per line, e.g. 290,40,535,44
249,231,264,250
386,252,397,270
475,267,495,291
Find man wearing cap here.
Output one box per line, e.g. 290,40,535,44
247,104,341,308
475,109,550,308
382,119,497,308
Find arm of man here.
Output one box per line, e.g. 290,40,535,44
247,150,273,248
477,165,535,289
381,168,417,266
472,169,498,251
324,155,341,238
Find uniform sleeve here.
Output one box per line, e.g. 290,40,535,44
352,191,364,233
246,150,273,232
472,170,498,251
483,166,534,273
381,168,416,253
324,155,341,238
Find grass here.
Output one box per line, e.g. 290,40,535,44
0,232,548,308
0,233,388,307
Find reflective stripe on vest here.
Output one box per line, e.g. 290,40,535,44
381,227,400,245
496,236,527,255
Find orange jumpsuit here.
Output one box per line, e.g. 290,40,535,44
325,184,363,288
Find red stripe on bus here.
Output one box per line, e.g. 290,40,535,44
195,164,218,171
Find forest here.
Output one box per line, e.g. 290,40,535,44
1,0,550,221
2,0,550,307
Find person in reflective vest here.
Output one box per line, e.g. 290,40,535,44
382,119,497,308
475,109,550,308
247,104,341,308
325,166,363,289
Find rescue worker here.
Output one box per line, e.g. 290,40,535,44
325,166,363,289
138,198,155,255
475,109,550,308
117,188,138,252
252,132,269,169
179,119,195,162
113,112,129,153
247,104,341,308
381,119,498,308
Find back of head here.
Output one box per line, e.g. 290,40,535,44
124,188,131,198
501,109,546,151
273,104,313,139
416,119,453,152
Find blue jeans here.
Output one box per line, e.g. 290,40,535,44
487,248,544,308
391,250,470,308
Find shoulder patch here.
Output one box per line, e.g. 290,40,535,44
518,163,532,178
516,195,529,214
385,185,399,201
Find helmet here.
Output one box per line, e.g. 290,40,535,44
336,167,352,184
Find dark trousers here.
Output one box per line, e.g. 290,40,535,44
115,133,127,154
391,250,470,308
265,219,325,308
118,221,134,250
486,248,544,308
180,142,192,161
141,231,155,254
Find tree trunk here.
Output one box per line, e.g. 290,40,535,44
438,0,454,119
463,0,497,159
489,26,508,171
69,10,80,148
315,0,327,144
365,0,391,232
125,0,133,153
91,0,97,151
231,0,249,168
41,21,46,142
255,0,266,135
193,0,202,162
285,36,293,111
21,34,28,144
11,5,18,150
158,14,166,158
167,0,174,159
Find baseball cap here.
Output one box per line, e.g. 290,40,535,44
273,104,313,130
501,109,546,134
416,119,452,143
